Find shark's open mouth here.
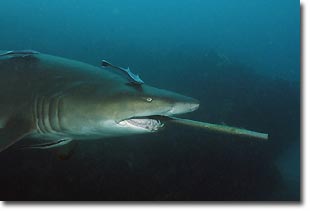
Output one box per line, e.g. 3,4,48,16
118,116,165,131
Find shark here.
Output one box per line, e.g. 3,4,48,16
0,50,201,152
0,50,268,155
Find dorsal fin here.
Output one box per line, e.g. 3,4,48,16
0,50,40,61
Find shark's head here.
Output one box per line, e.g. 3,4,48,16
59,81,199,138
108,84,199,132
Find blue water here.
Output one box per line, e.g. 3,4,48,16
0,0,300,201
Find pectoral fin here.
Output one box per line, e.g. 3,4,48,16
18,139,73,150
0,118,33,152
17,139,78,160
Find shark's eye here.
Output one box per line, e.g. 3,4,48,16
146,97,153,102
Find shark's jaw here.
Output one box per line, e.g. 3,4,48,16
116,103,200,132
118,116,165,132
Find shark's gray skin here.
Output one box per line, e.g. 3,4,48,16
0,51,199,152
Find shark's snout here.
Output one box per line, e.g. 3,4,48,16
117,98,199,133
167,98,200,115
189,101,200,111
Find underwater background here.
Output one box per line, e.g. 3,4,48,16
0,0,300,201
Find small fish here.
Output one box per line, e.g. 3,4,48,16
101,59,144,85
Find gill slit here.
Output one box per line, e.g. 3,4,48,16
33,94,63,134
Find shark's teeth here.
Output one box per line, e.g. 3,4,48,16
120,118,164,131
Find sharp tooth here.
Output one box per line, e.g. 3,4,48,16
119,121,126,126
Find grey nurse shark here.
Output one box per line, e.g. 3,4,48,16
0,50,267,154
0,50,201,152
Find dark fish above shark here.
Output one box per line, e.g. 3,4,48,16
0,50,268,154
